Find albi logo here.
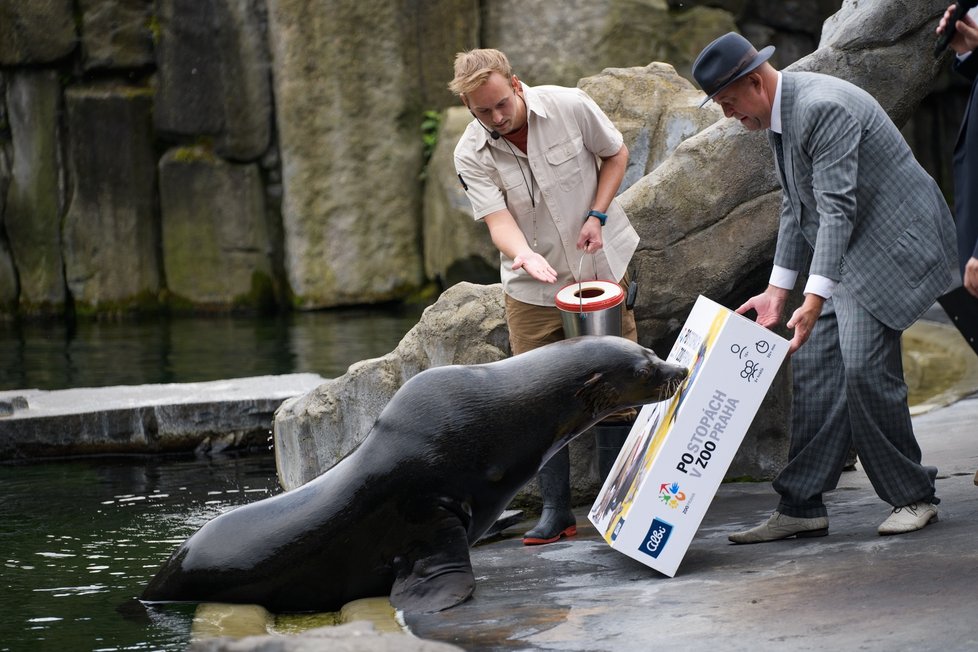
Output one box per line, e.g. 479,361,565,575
638,517,673,559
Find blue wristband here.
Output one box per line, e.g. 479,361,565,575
586,209,607,226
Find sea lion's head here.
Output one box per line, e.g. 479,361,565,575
572,336,688,418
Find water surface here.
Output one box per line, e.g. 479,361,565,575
0,453,281,651
0,306,426,391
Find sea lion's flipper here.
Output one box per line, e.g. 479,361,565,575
389,520,474,614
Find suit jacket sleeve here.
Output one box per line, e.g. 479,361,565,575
799,100,861,281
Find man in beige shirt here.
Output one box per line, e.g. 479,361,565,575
450,48,640,545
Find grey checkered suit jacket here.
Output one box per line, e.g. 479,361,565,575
770,71,958,331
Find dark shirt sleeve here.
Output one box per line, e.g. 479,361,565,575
954,49,978,81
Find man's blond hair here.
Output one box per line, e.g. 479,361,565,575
448,48,513,97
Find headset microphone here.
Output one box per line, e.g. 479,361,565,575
470,110,500,139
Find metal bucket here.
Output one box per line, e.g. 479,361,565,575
555,278,624,338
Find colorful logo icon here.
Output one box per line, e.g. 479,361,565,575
659,482,687,509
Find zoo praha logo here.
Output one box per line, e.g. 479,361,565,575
659,482,687,509
638,517,673,559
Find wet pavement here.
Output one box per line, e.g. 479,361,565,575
405,393,978,652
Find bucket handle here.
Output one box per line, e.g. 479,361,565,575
575,254,598,314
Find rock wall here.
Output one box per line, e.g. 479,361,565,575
4,70,66,314
3,0,961,321
158,148,274,309
63,85,159,314
266,0,426,309
0,0,860,320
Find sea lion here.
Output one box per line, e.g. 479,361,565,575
141,336,687,615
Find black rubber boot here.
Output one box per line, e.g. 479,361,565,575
523,447,576,545
595,422,632,479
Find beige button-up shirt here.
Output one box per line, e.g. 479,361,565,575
454,83,639,306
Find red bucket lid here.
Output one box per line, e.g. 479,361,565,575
555,280,624,312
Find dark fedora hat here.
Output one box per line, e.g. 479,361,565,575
692,32,774,107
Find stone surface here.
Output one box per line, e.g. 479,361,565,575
62,84,160,313
0,0,953,326
0,233,16,313
212,0,273,161
815,0,948,127
4,70,66,314
579,62,725,192
0,374,324,461
408,0,478,111
159,147,274,309
0,82,16,313
187,620,463,652
154,0,271,161
266,0,430,308
78,0,155,70
153,0,222,137
0,0,76,65
484,0,737,87
738,1,848,68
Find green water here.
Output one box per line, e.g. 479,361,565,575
0,306,426,391
0,453,282,651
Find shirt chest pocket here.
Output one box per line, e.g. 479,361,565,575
497,162,534,213
545,136,584,192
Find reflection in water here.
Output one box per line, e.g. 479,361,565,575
0,306,426,391
0,454,282,651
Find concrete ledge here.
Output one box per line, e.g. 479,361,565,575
0,374,325,461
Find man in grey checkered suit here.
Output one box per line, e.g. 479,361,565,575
692,33,960,542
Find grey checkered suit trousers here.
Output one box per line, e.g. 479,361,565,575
772,288,939,518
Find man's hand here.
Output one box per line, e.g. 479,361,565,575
965,256,978,298
736,285,789,329
484,210,558,282
785,293,825,354
512,251,558,283
938,3,978,55
576,218,603,252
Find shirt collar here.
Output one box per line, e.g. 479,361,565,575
770,71,783,134
520,82,545,120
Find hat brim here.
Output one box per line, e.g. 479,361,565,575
698,45,775,108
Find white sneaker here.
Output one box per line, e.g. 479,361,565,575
877,501,938,536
